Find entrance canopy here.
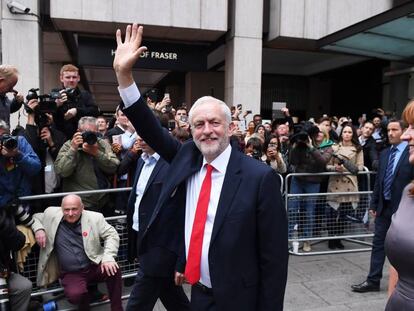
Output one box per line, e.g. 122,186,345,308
319,1,414,62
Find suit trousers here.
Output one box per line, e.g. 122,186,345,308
126,266,189,311
367,201,393,284
190,283,217,311
60,264,122,311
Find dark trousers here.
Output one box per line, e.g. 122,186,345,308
126,266,189,311
190,284,217,311
367,203,393,284
60,264,122,311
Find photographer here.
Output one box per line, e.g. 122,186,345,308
245,136,264,161
0,65,24,127
54,117,119,214
0,208,32,311
288,122,333,252
0,119,41,209
53,64,100,139
24,99,66,212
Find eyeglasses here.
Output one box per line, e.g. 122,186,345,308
268,143,278,147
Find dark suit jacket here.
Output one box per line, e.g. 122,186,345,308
126,156,183,277
362,136,379,171
123,97,288,311
371,145,414,216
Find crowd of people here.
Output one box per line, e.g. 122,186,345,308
0,23,413,310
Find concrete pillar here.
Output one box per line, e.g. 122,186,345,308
225,0,263,114
1,0,41,128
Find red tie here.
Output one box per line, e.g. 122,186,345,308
185,164,214,285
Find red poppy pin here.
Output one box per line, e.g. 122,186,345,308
82,231,88,237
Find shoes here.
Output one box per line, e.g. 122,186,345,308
328,240,336,249
303,241,311,252
335,239,345,249
351,280,380,293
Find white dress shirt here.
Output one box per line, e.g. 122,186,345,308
185,145,232,288
132,152,160,232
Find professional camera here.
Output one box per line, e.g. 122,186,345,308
2,200,34,227
81,131,97,145
25,88,58,129
289,122,320,147
0,134,18,150
50,87,81,113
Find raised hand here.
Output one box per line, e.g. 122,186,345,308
113,24,147,88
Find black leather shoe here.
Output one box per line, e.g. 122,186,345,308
351,280,380,293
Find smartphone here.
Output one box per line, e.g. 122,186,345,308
237,104,242,110
180,115,188,123
164,93,170,100
112,134,122,145
168,120,176,130
246,110,252,114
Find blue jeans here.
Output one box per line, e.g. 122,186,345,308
288,177,320,239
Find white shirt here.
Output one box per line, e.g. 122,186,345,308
132,152,160,232
185,145,231,287
119,83,231,287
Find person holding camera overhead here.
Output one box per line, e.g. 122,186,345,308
23,98,66,212
53,64,100,139
326,123,364,250
54,117,119,215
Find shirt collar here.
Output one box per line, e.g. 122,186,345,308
393,141,408,153
202,144,232,174
141,152,160,163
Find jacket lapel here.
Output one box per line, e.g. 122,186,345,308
210,148,242,245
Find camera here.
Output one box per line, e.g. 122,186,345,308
0,134,18,150
7,1,30,13
2,200,34,227
81,131,97,145
25,88,58,129
289,122,320,147
48,87,81,114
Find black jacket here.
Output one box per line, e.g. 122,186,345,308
54,88,99,139
0,209,25,272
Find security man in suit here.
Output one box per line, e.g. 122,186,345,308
352,119,414,292
113,24,288,311
126,135,189,310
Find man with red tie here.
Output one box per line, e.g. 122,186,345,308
113,24,288,311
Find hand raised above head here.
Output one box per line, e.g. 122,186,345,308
113,24,147,88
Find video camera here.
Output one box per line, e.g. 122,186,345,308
289,122,320,147
0,134,18,150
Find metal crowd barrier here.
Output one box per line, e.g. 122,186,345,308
285,168,376,256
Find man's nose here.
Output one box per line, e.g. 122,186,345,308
203,122,213,133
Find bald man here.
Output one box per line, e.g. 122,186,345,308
32,195,122,311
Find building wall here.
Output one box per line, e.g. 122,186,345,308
50,0,227,31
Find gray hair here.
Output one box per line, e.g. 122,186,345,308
188,96,231,126
0,65,18,79
78,116,98,129
0,119,10,133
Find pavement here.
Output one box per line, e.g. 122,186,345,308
82,238,389,311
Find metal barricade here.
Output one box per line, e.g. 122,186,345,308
285,169,376,256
